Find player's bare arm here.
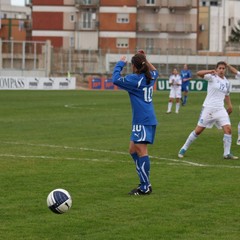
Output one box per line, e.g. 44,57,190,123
197,69,216,78
225,63,238,75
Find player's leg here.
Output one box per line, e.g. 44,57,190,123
129,141,140,176
217,109,238,159
129,142,152,195
181,85,184,103
178,125,205,158
182,85,189,106
133,143,151,192
167,96,174,113
129,125,156,195
178,106,213,158
183,92,188,105
175,98,180,113
222,124,238,159
183,92,187,105
237,122,240,145
129,141,152,191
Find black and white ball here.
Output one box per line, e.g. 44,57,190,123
47,188,72,214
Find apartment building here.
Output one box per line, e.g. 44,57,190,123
198,0,240,52
136,0,198,54
30,0,199,53
75,0,99,50
31,0,76,48
0,0,31,41
98,0,137,51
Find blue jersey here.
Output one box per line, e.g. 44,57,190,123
180,69,192,87
112,61,158,125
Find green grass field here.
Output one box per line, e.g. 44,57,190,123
0,90,239,240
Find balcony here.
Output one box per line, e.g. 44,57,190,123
75,0,99,8
137,23,161,32
166,23,192,33
75,21,98,31
167,0,193,10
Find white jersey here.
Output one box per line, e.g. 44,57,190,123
236,71,240,78
169,74,182,98
202,74,230,109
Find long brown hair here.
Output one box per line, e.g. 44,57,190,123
131,53,152,84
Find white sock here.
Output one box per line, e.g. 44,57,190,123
182,131,198,150
223,134,232,156
175,103,180,113
167,102,172,112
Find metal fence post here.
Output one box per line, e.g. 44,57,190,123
45,40,51,77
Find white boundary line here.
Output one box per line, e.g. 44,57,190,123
64,104,96,110
0,154,188,167
0,141,240,169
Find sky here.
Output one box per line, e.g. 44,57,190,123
11,0,25,6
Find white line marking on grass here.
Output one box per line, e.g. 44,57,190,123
0,154,187,167
151,155,240,169
0,154,115,163
64,104,96,110
0,153,240,169
1,141,240,169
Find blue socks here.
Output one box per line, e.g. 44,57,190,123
131,153,150,192
183,96,188,104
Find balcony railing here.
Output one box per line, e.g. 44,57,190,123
75,0,99,7
75,21,98,31
138,0,195,9
137,23,161,32
168,0,193,9
166,23,192,33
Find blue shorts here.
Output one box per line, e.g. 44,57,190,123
130,125,156,144
181,84,189,92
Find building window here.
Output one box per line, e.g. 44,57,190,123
146,0,155,5
116,38,129,48
70,37,74,48
70,14,75,22
82,12,92,29
117,13,129,23
200,0,221,6
146,38,154,53
210,1,218,6
84,0,92,4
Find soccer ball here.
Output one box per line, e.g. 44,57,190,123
47,188,72,214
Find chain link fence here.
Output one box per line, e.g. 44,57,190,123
1,40,240,83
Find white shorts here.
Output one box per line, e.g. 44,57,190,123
169,88,181,99
197,107,231,129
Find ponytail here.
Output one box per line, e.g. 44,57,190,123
131,54,152,84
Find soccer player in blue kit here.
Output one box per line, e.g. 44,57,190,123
112,50,158,195
180,64,192,106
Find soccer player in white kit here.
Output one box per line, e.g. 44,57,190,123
225,63,240,145
178,61,238,160
166,68,182,114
